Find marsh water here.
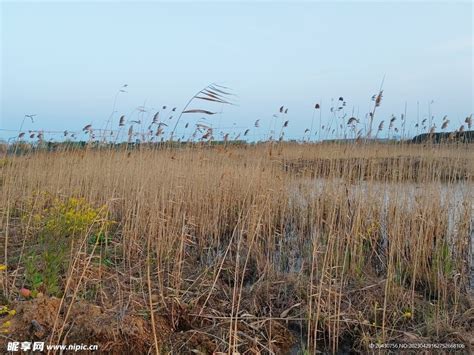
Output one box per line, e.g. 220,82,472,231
290,179,474,285
286,179,473,353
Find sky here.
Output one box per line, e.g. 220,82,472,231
1,0,472,142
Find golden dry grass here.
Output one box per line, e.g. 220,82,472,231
1,142,473,353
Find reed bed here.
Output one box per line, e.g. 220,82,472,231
0,142,473,353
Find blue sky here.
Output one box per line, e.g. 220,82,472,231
1,1,472,141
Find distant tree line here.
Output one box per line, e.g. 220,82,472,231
411,130,474,143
